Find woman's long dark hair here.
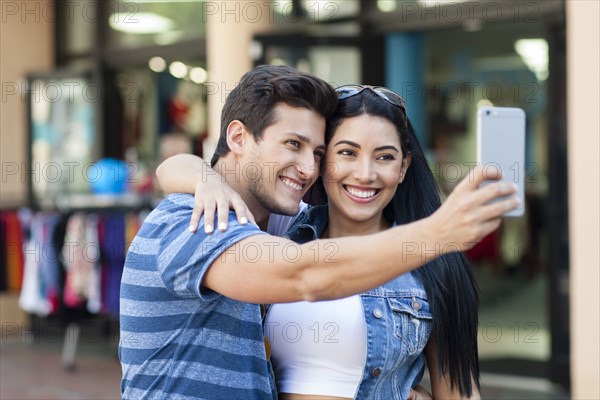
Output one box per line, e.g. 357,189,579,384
307,89,480,396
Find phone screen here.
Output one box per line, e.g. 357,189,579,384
476,106,526,217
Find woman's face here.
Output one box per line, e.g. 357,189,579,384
323,114,411,224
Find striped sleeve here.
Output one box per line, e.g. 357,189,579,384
156,195,267,300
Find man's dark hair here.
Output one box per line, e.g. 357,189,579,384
210,65,338,166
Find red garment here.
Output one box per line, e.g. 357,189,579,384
168,96,189,132
464,229,500,263
4,212,24,292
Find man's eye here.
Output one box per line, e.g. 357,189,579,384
314,151,325,160
287,140,300,148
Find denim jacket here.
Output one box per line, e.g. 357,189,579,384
284,205,433,400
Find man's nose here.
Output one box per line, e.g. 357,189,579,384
296,151,316,180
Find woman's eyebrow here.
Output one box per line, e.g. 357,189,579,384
333,140,399,153
374,145,399,152
333,139,360,148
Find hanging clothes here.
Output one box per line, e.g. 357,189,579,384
98,213,126,317
63,213,97,308
20,211,49,316
0,212,8,292
86,214,102,314
1,211,25,292
13,208,147,320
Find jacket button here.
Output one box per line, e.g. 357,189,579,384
372,368,382,377
373,309,383,318
412,301,421,310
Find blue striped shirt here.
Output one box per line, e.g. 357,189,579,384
119,193,275,399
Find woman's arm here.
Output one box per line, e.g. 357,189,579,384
156,154,254,233
425,338,481,400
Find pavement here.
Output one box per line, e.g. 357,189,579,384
0,330,570,400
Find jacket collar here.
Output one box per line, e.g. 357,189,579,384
284,205,329,244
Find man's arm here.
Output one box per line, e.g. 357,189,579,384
156,154,254,233
425,338,482,399
204,167,519,304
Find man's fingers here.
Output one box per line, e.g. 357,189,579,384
414,384,432,398
407,385,432,400
407,389,417,400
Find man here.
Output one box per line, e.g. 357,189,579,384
120,65,518,399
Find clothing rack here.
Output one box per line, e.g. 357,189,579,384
2,198,158,370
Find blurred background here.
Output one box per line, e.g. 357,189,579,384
0,0,597,398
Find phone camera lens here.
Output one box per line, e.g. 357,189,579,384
486,110,491,115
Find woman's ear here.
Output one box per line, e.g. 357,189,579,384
226,120,249,156
399,153,412,184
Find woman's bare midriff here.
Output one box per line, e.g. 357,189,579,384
278,394,352,400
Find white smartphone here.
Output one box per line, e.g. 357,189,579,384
476,106,526,217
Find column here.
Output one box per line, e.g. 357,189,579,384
385,33,427,146
567,0,600,397
204,1,272,159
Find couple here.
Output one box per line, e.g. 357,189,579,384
119,65,518,399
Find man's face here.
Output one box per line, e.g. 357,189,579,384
244,103,326,216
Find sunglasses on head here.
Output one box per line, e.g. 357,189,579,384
336,84,406,113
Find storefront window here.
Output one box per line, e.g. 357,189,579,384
422,20,551,369
263,45,361,86
106,57,208,178
28,74,99,207
106,1,206,49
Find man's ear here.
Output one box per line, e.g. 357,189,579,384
226,120,250,156
399,153,412,184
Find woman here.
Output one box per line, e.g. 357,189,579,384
157,85,481,399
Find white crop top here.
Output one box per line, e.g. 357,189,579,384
265,295,367,398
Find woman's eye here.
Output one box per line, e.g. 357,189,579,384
377,154,396,161
338,149,355,156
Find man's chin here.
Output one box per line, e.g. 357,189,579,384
267,202,301,216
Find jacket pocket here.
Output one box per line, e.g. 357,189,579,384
387,295,433,356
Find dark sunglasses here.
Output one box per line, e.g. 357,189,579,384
336,84,406,113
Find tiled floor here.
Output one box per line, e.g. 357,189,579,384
0,338,121,400
1,335,570,400
0,271,570,400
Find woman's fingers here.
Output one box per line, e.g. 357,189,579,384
189,201,204,233
217,196,231,232
202,198,216,234
434,165,520,251
190,190,255,234
230,196,254,226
